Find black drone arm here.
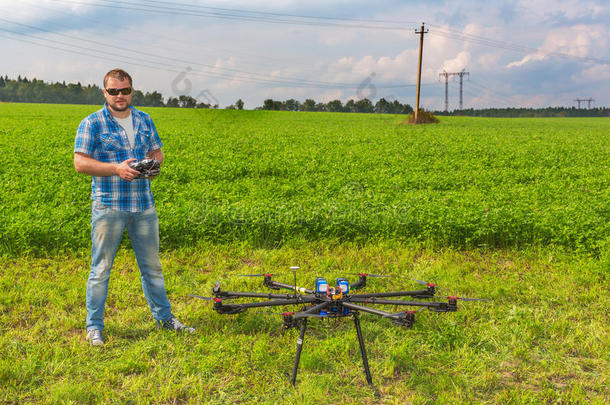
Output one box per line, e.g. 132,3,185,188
351,289,435,299
215,291,304,300
265,279,315,294
342,302,397,317
348,297,456,311
293,301,332,319
213,296,319,315
232,297,318,309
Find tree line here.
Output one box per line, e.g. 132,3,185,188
0,75,217,108
258,97,413,114
1,75,607,116
435,107,610,118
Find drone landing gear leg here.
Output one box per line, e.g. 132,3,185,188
290,318,308,386
353,312,380,398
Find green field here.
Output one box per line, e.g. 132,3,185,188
0,103,608,403
0,103,608,255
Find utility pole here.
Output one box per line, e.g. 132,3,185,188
414,22,428,123
439,69,470,111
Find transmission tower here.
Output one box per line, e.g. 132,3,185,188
438,69,469,111
439,71,452,112
574,98,595,109
456,70,469,110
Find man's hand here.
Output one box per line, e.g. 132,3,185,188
115,158,141,181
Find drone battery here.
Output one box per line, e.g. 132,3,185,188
315,277,328,293
336,278,349,294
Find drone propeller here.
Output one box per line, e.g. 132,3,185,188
446,296,489,302
383,308,425,318
414,278,444,289
189,294,215,301
347,272,391,278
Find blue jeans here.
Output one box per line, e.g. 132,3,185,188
86,202,173,331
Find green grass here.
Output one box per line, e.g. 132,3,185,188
0,104,608,403
0,104,609,255
1,242,607,404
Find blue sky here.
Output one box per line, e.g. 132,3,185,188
1,0,609,109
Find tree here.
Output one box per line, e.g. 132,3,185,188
344,99,356,113
166,97,179,107
327,99,343,112
284,98,297,111
263,99,275,110
303,99,316,111
143,91,164,107
178,95,197,108
235,99,244,110
374,98,391,114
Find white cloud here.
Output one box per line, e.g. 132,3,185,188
507,24,608,67
441,51,471,72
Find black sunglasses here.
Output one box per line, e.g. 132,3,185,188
106,87,132,96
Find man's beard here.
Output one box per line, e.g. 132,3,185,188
109,100,130,112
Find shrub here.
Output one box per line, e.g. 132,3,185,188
406,109,439,124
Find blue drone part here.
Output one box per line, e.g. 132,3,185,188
336,277,349,294
315,277,328,294
319,311,328,316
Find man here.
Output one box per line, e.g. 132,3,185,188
74,68,193,346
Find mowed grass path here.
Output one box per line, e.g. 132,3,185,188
0,243,607,404
0,104,608,254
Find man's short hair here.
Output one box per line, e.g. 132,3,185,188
104,68,133,88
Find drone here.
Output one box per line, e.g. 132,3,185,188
191,267,488,393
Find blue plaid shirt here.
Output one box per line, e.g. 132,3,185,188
75,103,163,212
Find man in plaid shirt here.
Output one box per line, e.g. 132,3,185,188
74,69,194,346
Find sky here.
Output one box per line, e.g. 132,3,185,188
1,0,609,110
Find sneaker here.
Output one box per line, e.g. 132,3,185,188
86,329,104,346
159,317,195,333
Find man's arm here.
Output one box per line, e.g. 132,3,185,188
74,152,140,181
148,148,164,165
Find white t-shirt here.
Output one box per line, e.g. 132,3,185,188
115,113,135,148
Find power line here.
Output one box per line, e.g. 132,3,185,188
428,25,609,65
0,17,426,89
466,80,515,107
0,22,431,91
46,0,416,31
44,0,610,65
0,18,368,89
139,0,420,26
20,0,313,71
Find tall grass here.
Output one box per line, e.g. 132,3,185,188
0,104,608,256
